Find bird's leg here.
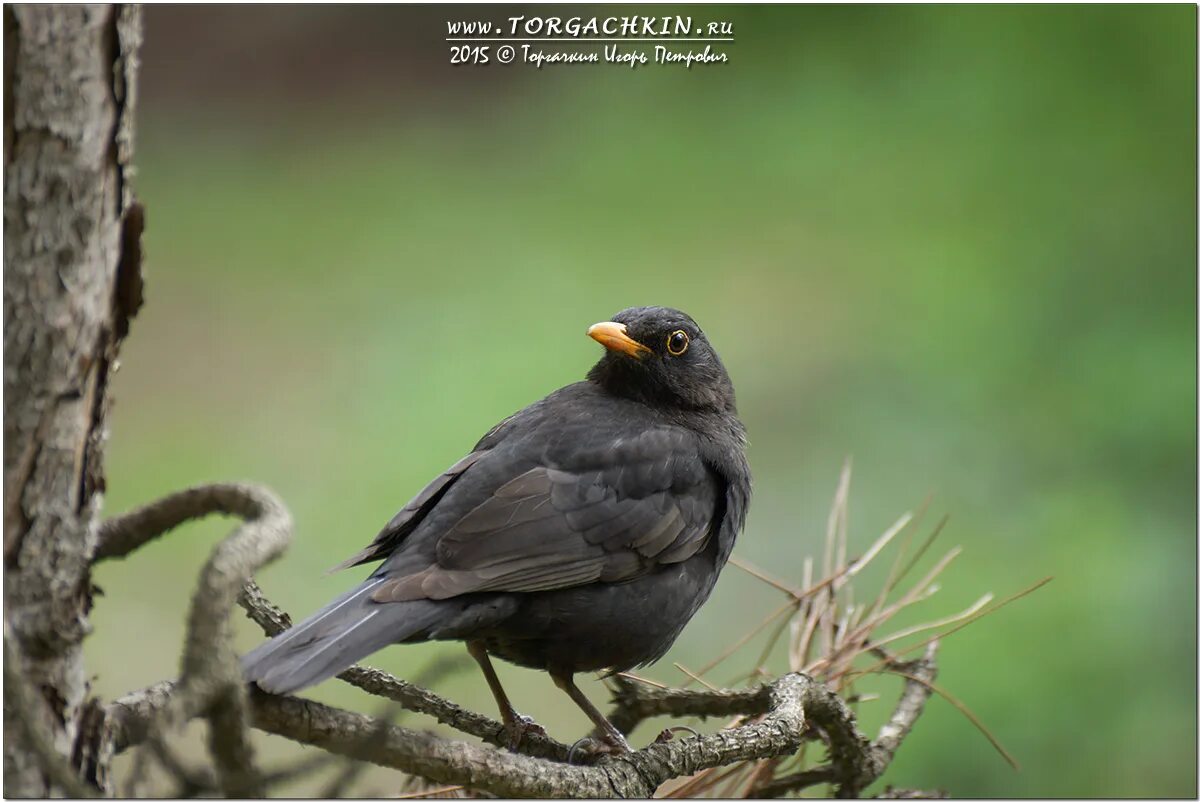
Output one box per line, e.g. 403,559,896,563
550,671,632,753
466,641,545,750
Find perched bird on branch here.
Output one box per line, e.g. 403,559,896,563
242,306,751,751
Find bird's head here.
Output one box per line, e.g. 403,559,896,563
586,306,737,413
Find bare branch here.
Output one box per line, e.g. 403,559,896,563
749,641,941,798
606,674,775,737
106,668,825,798
139,735,219,797
94,483,947,799
107,680,175,754
237,580,577,763
245,675,815,798
873,642,940,766
93,482,289,564
258,753,338,792
316,703,404,798
94,483,293,797
605,666,872,788
747,766,837,797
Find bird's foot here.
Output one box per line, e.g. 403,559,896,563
501,713,546,751
567,733,632,764
653,725,700,745
577,725,633,756
602,729,633,754
567,737,601,764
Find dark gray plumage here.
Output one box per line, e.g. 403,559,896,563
242,306,751,750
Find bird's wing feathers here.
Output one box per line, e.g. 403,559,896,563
369,427,720,602
327,450,486,572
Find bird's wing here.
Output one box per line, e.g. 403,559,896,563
369,426,721,602
327,450,486,572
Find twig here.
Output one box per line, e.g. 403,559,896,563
318,703,404,798
750,642,940,798
237,581,577,763
872,642,940,769
748,766,837,797
94,483,293,797
141,736,218,797
258,753,338,792
605,673,774,737
109,672,825,798
315,656,469,796
89,477,958,799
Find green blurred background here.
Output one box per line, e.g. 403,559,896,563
87,5,1196,797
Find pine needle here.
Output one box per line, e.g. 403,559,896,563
840,511,913,586
682,598,796,687
867,594,994,651
892,514,950,591
614,671,669,690
650,464,1049,796
730,555,806,598
889,670,1020,771
675,662,720,692
853,576,1054,678
396,785,465,799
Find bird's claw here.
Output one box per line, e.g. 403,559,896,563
653,725,700,744
567,737,600,764
502,713,546,751
603,730,633,754
566,727,638,763
566,732,632,763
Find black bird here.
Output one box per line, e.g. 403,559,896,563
242,306,751,751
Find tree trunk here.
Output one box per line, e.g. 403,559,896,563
3,4,142,795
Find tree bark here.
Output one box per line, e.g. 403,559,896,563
3,4,142,796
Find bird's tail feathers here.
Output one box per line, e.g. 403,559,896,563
241,579,441,695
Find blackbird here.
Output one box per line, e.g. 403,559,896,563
242,306,751,751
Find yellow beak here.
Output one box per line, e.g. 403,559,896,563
587,321,651,359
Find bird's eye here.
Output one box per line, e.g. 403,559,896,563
666,330,690,356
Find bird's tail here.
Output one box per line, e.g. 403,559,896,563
241,578,442,695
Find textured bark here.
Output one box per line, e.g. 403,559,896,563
100,567,942,799
107,673,817,798
3,4,141,796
